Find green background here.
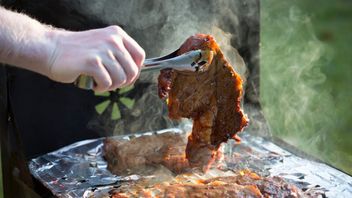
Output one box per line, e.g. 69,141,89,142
261,0,352,174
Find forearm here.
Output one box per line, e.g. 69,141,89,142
0,6,56,76
0,6,145,92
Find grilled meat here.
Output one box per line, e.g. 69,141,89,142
103,132,189,175
158,34,248,169
109,170,303,198
104,34,248,175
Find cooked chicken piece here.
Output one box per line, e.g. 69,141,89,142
158,34,248,170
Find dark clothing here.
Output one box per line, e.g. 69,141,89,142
6,68,101,158
1,1,109,158
0,1,258,196
1,0,259,159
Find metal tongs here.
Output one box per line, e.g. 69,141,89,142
75,49,214,90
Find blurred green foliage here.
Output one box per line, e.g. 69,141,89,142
261,0,352,174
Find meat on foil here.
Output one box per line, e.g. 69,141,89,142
158,34,248,170
109,170,304,198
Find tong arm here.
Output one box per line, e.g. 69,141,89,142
75,49,213,90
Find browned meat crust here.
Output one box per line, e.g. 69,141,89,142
158,34,248,169
104,34,248,174
103,132,189,175
110,170,303,198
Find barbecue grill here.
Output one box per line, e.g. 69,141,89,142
0,0,351,197
29,126,352,197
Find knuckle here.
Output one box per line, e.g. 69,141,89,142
111,76,126,89
119,74,127,84
101,78,112,89
106,35,116,44
108,36,123,50
127,67,138,82
138,49,146,65
87,55,101,67
108,25,123,34
130,67,139,78
114,75,127,88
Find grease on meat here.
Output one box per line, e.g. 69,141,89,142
158,34,248,169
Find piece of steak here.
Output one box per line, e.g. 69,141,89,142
158,34,248,170
103,132,189,175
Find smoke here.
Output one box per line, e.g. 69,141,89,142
145,0,250,78
261,0,351,174
84,0,259,135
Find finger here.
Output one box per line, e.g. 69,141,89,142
113,39,140,85
85,56,112,93
120,32,146,68
103,51,127,90
105,26,145,68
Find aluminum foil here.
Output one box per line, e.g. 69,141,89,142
29,127,352,198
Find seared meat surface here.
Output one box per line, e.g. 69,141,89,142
104,34,248,174
109,170,303,198
103,132,189,175
158,34,248,169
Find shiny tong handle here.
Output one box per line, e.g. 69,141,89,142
75,50,204,90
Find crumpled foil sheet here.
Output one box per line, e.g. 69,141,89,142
29,127,352,198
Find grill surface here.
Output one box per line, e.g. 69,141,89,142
29,127,352,197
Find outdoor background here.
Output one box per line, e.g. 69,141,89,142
1,0,352,196
261,0,352,175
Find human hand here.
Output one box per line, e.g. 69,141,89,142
48,26,145,92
